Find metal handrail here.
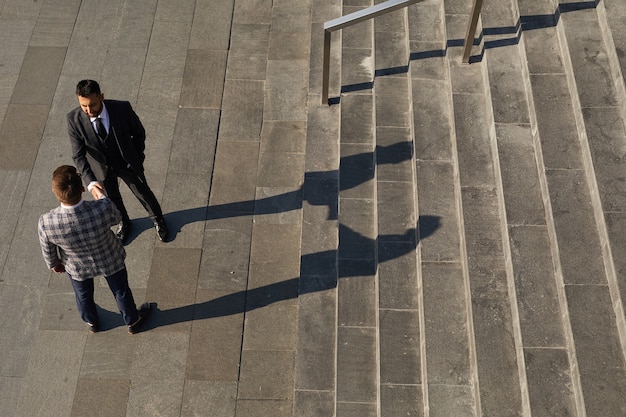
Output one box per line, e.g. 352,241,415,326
322,0,484,104
322,0,424,104
462,0,484,63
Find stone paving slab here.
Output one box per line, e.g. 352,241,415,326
180,50,227,109
14,331,86,417
605,211,626,304
412,79,453,160
70,378,130,417
336,326,377,403
0,284,44,377
453,93,495,188
423,262,471,385
583,106,626,212
546,169,606,285
381,384,423,417
340,94,374,144
294,288,336,391
0,105,49,170
379,308,420,384
428,385,473,417
508,225,565,347
524,347,577,416
563,10,619,108
566,284,626,416
530,73,585,170
219,80,265,142
186,291,244,381
496,123,545,225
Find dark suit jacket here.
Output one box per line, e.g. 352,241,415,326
67,99,146,185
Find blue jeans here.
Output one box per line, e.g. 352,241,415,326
69,268,139,326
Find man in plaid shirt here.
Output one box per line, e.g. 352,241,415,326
38,165,151,334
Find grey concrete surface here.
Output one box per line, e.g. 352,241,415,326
2,0,626,416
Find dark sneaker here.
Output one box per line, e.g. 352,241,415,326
128,302,152,334
87,322,99,333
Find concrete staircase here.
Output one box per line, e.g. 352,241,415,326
297,0,626,415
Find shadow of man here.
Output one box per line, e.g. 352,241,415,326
104,215,440,332
104,139,441,332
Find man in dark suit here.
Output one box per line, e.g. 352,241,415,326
67,79,168,242
38,165,151,334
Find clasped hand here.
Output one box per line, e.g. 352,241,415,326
90,183,107,200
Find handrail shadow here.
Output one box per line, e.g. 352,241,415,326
339,0,598,94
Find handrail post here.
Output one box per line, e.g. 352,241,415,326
321,0,424,104
322,29,331,104
462,0,483,64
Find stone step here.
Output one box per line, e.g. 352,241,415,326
554,0,626,415
485,0,582,415
444,0,526,414
412,0,480,415
517,2,598,416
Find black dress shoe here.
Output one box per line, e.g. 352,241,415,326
87,322,100,333
116,221,131,243
154,217,169,242
128,302,152,334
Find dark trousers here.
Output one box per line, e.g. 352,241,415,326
104,168,163,223
69,268,139,326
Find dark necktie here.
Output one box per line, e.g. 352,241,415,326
95,118,107,140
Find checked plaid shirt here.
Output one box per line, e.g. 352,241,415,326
38,197,126,281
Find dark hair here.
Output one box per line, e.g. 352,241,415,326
76,79,101,97
52,165,83,204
